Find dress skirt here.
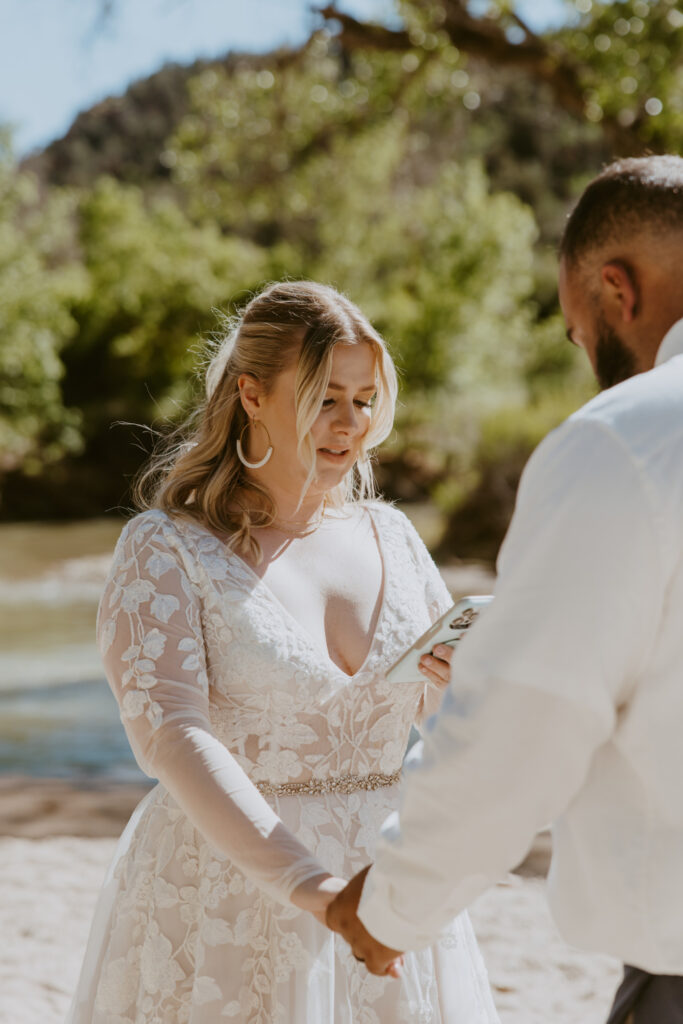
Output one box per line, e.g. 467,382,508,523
67,781,500,1024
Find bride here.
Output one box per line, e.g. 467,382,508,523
67,281,499,1023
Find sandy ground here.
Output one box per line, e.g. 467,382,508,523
0,779,622,1024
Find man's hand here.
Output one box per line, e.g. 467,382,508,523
325,865,405,977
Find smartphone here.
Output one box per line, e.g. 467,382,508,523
386,595,493,684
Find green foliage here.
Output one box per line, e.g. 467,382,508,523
170,41,418,243
0,137,87,473
68,177,268,435
169,40,540,396
431,363,596,561
397,0,682,153
0,152,269,506
9,0,669,546
559,0,683,144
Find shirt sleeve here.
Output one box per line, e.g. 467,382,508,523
358,418,663,951
97,513,328,908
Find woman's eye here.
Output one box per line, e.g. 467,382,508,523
321,395,375,409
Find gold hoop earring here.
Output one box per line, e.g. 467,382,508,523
236,418,273,469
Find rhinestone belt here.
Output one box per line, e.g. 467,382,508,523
255,768,401,798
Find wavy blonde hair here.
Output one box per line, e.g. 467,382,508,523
135,281,398,561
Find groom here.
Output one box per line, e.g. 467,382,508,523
327,155,683,1024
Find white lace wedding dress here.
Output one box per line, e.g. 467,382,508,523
67,503,499,1023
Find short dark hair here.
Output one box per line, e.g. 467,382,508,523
560,155,683,267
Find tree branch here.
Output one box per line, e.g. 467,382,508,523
316,1,656,155
316,4,412,50
509,9,539,42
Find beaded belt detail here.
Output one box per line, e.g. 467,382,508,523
255,768,401,798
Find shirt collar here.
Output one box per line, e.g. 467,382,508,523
655,318,683,367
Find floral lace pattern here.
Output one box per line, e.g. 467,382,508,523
69,504,499,1023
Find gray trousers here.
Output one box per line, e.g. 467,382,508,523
606,966,683,1024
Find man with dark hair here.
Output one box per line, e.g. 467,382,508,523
327,155,683,1024
559,155,683,391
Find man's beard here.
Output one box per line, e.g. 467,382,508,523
594,317,638,390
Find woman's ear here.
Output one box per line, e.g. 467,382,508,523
237,374,264,419
600,260,638,323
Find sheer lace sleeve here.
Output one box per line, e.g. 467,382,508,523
96,512,328,907
396,512,454,728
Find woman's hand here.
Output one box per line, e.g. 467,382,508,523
326,866,405,977
290,872,348,926
418,644,453,689
310,876,349,926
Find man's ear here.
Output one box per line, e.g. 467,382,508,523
600,260,638,323
237,373,264,418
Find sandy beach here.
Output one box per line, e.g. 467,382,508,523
0,777,622,1024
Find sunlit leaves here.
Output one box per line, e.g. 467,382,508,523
384,0,682,151
543,0,681,145
68,176,269,428
0,141,87,473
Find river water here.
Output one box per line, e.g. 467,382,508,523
0,519,144,781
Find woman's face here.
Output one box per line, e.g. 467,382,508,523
246,342,377,499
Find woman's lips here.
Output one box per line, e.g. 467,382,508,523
317,447,350,462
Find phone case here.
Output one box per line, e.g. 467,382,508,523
386,595,493,684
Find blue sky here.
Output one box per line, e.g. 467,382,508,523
1,0,569,156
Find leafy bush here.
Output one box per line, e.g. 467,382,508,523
0,139,87,473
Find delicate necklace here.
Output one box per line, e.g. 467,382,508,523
268,502,328,537
268,515,325,537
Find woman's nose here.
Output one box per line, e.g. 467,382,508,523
333,402,359,434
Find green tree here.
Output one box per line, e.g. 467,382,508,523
0,169,270,515
68,175,267,433
319,0,683,155
6,6,618,550
0,135,87,475
170,44,540,391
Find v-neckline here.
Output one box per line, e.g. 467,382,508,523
206,506,388,680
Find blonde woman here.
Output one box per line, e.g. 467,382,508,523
68,282,499,1023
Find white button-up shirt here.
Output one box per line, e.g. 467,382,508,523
359,319,683,973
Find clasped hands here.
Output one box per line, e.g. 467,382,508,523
291,862,403,977
325,865,405,976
